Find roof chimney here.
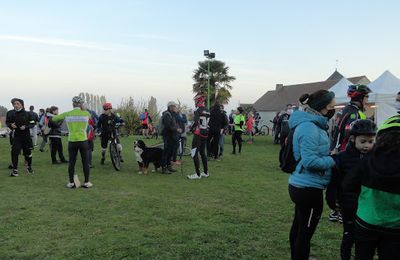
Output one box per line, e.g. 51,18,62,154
276,84,284,90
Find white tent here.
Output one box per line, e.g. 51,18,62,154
329,71,399,126
329,77,353,100
368,70,400,94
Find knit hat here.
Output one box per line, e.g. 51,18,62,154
306,91,335,111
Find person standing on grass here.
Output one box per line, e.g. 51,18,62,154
287,90,336,260
342,115,400,260
28,105,39,147
160,101,181,174
207,103,227,160
232,107,245,155
140,109,151,138
187,93,210,180
326,119,376,260
6,98,36,176
246,112,255,144
51,96,92,188
218,105,229,158
47,106,68,164
395,91,400,114
39,108,50,152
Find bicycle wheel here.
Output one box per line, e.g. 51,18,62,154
109,141,121,171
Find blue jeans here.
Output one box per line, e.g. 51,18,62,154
219,133,225,156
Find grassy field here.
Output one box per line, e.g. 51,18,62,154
0,135,342,259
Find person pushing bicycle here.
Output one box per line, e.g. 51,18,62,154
97,103,124,165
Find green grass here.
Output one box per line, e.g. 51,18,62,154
0,135,342,259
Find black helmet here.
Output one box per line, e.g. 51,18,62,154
347,84,372,99
237,107,244,113
349,119,377,136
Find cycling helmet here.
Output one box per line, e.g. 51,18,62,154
72,96,85,104
103,102,112,110
347,84,372,99
349,119,377,136
378,114,400,133
194,93,206,107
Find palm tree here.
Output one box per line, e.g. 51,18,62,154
192,59,236,105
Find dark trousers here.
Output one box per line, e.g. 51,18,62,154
289,185,323,260
39,134,48,150
207,129,220,159
162,134,174,167
88,140,94,165
355,222,400,260
341,207,356,260
171,135,179,162
68,141,90,183
192,135,208,175
50,137,66,162
232,131,243,153
11,135,33,170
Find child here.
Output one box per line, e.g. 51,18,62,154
342,115,400,260
327,119,376,260
246,112,255,144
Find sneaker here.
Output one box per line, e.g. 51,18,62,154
100,158,105,165
8,164,13,169
200,172,209,178
328,210,338,222
39,148,45,152
187,173,201,180
27,166,34,174
120,157,124,163
82,182,93,188
10,170,18,177
66,182,76,188
337,212,343,223
73,174,81,188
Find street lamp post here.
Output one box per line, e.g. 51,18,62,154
203,50,215,110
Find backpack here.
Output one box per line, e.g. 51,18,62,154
279,127,300,173
279,114,290,137
156,111,171,135
139,112,146,121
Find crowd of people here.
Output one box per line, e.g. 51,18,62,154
282,85,400,260
4,87,399,259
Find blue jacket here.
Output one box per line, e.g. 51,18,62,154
288,110,335,189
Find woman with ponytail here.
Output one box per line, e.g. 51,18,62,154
288,89,336,260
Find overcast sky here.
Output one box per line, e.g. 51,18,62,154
1,0,400,112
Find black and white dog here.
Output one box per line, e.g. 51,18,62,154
133,140,163,174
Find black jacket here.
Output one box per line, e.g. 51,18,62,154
209,106,228,131
326,142,369,211
342,148,400,233
161,110,178,137
47,113,62,137
332,102,363,151
6,109,35,138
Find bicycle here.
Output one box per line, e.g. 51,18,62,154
109,123,123,171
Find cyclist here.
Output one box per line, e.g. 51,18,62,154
187,93,210,180
332,84,371,152
97,103,124,165
6,98,36,176
51,96,92,188
232,107,246,155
